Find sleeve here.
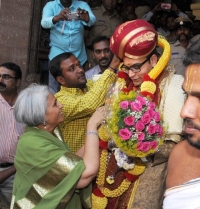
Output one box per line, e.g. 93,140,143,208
177,11,188,18
80,2,96,27
56,70,116,122
142,11,153,21
41,2,55,28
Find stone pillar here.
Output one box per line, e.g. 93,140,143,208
191,0,200,20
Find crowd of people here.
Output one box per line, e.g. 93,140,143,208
1,0,200,208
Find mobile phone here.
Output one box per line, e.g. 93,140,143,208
161,3,171,10
67,12,80,20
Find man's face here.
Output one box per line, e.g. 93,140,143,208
0,67,20,94
93,40,113,69
103,0,117,11
123,55,156,87
176,26,191,41
167,17,176,31
60,0,72,7
56,55,86,89
181,64,200,149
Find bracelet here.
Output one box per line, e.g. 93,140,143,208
86,131,98,136
109,66,117,72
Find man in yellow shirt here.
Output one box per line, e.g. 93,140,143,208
50,52,119,152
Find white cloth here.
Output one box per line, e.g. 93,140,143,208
163,178,200,209
85,65,102,80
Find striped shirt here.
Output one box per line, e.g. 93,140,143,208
0,94,25,163
55,69,116,152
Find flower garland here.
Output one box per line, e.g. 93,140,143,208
92,37,170,209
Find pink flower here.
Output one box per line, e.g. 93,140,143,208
147,123,156,134
124,116,135,126
148,102,156,109
135,120,145,131
136,96,146,105
154,112,161,122
130,102,142,112
158,126,164,137
150,141,158,149
137,142,151,152
119,128,132,140
120,101,129,109
141,113,151,125
146,109,155,117
155,124,161,133
138,132,145,141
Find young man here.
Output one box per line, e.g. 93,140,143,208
50,53,119,152
0,62,25,205
92,19,185,209
86,36,113,80
41,0,96,94
163,39,200,209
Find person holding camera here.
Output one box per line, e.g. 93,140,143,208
41,0,96,94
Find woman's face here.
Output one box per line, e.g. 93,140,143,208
45,93,64,129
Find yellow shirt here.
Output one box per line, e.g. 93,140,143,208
55,70,116,152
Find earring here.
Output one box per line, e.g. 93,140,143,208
43,121,47,129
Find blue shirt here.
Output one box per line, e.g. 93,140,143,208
41,0,96,64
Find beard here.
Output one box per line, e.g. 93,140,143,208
184,118,200,150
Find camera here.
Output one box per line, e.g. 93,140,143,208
67,12,80,20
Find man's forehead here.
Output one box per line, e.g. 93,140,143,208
184,64,200,92
0,66,14,74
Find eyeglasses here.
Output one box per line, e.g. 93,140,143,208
0,74,16,80
120,56,150,73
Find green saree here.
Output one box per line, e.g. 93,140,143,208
11,127,91,209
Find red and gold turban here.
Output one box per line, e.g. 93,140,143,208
110,19,158,59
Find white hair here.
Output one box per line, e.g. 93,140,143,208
14,84,49,126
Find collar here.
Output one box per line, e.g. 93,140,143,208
101,5,118,17
60,84,89,94
57,0,76,9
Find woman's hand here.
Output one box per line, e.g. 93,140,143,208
88,106,105,128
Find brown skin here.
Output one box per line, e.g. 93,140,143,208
0,67,21,106
92,40,113,72
102,0,117,16
166,64,200,189
123,54,158,87
176,27,191,49
0,166,16,184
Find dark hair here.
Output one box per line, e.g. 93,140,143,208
50,52,73,78
91,36,110,51
183,39,200,67
0,62,22,79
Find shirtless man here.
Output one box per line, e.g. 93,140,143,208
163,39,200,209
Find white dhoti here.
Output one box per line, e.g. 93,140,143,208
163,178,200,209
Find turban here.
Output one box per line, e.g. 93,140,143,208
110,19,158,59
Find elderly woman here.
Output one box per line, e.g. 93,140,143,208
10,84,104,209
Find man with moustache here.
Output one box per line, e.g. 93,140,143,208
50,52,119,152
0,62,25,205
86,36,113,80
163,40,200,209
41,0,96,94
169,17,193,76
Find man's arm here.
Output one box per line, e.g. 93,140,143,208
0,166,16,184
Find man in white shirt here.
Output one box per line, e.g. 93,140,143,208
86,36,113,80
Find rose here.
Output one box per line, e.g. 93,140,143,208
138,132,145,141
135,120,145,131
158,126,164,137
120,101,129,109
137,142,151,152
141,113,151,125
130,102,142,112
155,124,161,133
150,141,158,149
146,109,155,117
119,128,132,140
148,102,156,109
154,112,161,122
124,116,135,126
147,123,156,134
136,96,146,106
